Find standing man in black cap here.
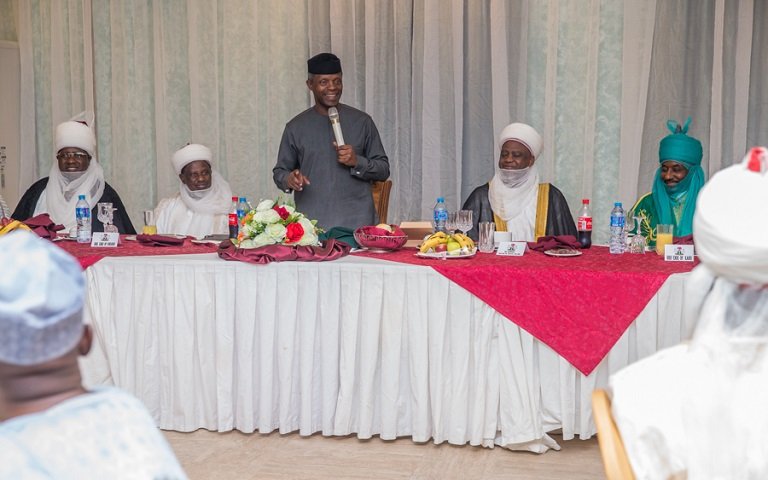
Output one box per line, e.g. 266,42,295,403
272,52,389,231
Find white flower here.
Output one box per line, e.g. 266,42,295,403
297,231,318,246
298,216,315,232
249,232,275,247
240,222,256,237
296,217,319,246
264,223,287,242
253,209,281,225
256,199,275,212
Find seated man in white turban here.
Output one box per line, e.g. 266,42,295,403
462,122,576,241
609,147,768,479
12,118,135,234
0,231,187,479
153,143,233,238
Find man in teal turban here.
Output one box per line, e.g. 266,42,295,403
629,117,705,246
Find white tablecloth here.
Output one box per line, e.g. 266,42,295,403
80,253,688,452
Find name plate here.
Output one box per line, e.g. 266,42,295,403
91,232,119,248
664,244,694,262
497,241,526,256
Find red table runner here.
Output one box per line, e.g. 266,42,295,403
54,236,218,269
354,246,698,375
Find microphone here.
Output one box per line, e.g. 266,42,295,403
328,107,345,146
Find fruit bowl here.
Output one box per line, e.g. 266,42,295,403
354,225,408,252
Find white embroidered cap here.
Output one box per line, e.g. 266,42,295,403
0,231,85,366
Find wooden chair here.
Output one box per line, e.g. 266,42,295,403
371,180,392,224
592,389,635,480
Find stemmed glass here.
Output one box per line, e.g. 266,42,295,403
456,210,473,235
628,217,647,254
97,202,118,234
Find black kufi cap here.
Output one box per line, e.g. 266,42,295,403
308,53,342,75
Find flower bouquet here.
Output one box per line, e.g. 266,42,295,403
219,198,350,265
236,198,321,248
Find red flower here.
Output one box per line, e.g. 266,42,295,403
285,222,304,243
274,205,290,220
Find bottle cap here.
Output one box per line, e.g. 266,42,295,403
582,199,589,204
78,194,85,200
239,197,246,202
614,202,622,206
232,196,238,201
437,197,444,202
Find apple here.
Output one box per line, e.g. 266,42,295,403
446,241,462,255
375,223,394,234
434,243,447,253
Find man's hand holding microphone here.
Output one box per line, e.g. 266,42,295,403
329,107,357,168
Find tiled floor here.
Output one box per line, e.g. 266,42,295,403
165,429,604,479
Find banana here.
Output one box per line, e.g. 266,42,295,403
452,233,475,250
427,231,447,240
0,220,31,236
419,235,447,253
451,234,469,250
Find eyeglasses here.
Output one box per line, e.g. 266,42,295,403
56,152,90,161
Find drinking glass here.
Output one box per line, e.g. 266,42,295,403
142,210,157,235
478,222,495,253
97,202,118,234
656,224,674,255
457,210,473,235
445,212,457,234
628,217,646,254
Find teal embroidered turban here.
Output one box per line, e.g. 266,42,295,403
658,117,703,167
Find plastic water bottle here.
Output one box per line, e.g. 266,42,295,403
237,197,248,222
75,194,92,243
228,196,239,239
609,202,625,254
433,197,448,233
577,199,592,249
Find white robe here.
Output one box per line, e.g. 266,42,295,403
154,193,228,238
610,271,768,479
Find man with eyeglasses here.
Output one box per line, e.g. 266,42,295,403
153,143,233,238
11,119,135,234
462,122,576,241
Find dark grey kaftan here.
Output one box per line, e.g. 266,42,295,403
272,104,389,231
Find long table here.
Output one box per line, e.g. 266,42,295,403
74,244,693,453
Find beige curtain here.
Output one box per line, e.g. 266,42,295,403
5,0,768,242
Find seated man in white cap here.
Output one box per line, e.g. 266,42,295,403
153,143,233,238
608,147,768,479
12,116,135,234
0,231,187,479
462,122,576,241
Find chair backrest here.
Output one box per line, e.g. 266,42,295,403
592,389,635,480
371,180,392,224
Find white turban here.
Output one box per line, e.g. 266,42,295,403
498,122,543,159
55,120,96,157
694,147,768,285
0,231,84,366
172,144,213,175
